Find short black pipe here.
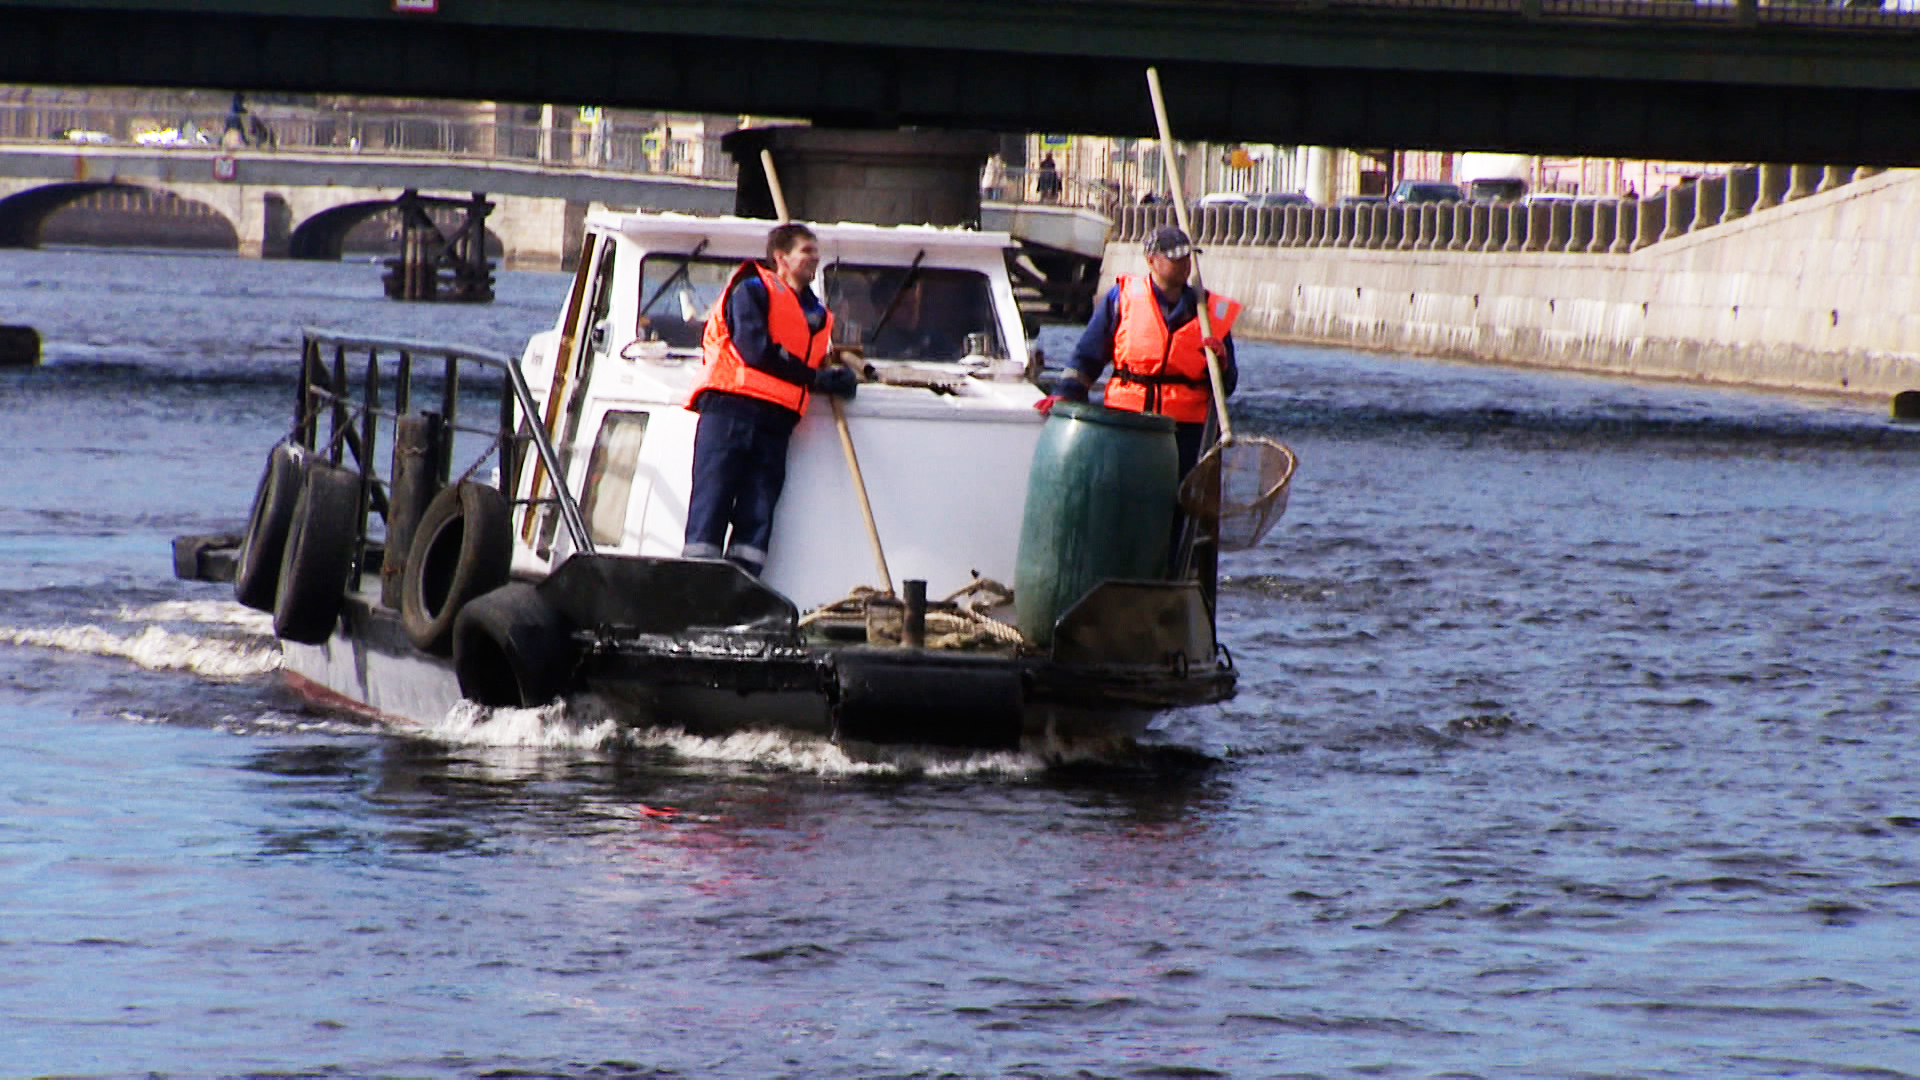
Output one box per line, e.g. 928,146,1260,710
903,579,927,648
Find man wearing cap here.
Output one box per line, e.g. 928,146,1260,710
1040,223,1243,577
1043,224,1242,478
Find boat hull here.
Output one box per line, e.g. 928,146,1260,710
274,585,1227,751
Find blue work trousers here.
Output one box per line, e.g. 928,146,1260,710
682,395,797,575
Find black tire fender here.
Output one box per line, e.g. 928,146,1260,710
272,463,362,645
453,582,576,708
401,482,513,656
233,443,308,611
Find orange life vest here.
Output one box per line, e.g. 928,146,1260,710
687,262,834,415
1104,274,1243,424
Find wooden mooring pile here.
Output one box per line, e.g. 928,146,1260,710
383,190,495,303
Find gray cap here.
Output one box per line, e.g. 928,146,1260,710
1143,225,1192,259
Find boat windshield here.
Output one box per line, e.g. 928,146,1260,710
635,254,1003,362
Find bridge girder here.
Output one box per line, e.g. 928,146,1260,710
4,2,1920,162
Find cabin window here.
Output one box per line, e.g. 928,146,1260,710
824,266,1002,362
636,256,738,348
635,254,1004,364
580,410,650,548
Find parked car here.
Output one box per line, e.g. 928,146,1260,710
1388,180,1464,204
1466,177,1527,202
1194,192,1250,208
1250,192,1314,208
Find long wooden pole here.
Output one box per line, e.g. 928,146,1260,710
1145,66,1235,446
759,149,894,594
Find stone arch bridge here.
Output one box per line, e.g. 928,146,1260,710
0,145,733,269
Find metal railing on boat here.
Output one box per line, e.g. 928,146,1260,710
295,328,594,577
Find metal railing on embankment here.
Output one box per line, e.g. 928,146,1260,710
1113,163,1890,256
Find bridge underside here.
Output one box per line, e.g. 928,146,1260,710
4,4,1920,163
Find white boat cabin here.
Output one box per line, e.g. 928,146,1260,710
512,211,1048,612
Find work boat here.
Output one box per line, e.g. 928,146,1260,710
177,211,1237,751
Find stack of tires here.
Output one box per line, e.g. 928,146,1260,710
234,441,574,709
233,443,364,646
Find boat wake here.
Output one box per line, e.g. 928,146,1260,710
0,597,282,679
414,695,1050,778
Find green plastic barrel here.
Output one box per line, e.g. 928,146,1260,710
1015,401,1179,647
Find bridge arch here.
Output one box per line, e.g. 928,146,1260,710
289,199,506,262
0,181,238,251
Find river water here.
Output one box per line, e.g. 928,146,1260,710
4,247,1920,1078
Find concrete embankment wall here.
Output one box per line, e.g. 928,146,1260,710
1103,171,1920,398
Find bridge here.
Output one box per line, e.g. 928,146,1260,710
0,143,733,266
3,1,1920,163
0,138,1111,276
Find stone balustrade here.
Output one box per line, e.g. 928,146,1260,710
1110,162,1884,255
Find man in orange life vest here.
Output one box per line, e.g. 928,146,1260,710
682,223,860,577
1040,224,1243,566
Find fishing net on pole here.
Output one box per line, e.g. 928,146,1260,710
1178,436,1298,552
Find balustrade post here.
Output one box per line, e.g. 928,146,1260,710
1442,203,1465,252
1816,165,1854,193
1311,206,1332,247
1352,204,1373,249
1592,200,1617,254
1611,198,1638,254
1278,206,1300,247
1723,166,1758,222
1571,199,1595,252
1372,205,1392,250
1394,205,1416,251
1486,203,1510,252
1857,165,1886,179
1693,175,1727,231
1547,200,1573,252
1786,164,1819,202
1632,193,1664,251
1658,182,1695,242
1502,204,1527,253
1754,163,1788,211
1523,202,1550,252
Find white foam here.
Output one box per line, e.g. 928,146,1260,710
0,624,282,679
410,696,1044,777
421,699,626,750
116,599,275,634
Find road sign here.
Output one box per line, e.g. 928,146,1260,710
212,156,238,181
